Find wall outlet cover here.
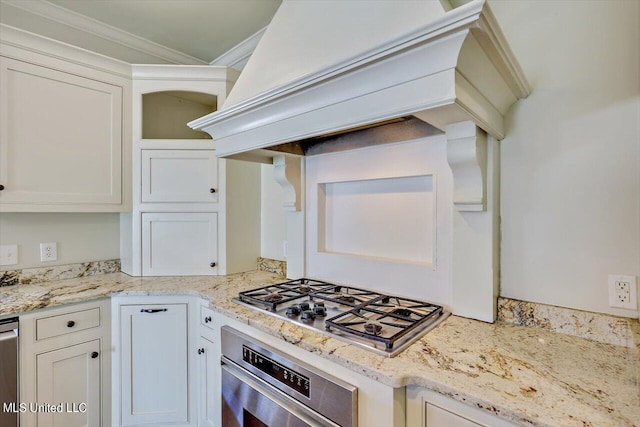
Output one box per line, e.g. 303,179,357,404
608,275,637,310
40,242,58,262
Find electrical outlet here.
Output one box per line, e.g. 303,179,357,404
608,275,637,310
40,242,57,262
0,245,18,266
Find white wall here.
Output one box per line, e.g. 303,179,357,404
260,164,286,261
0,213,120,270
495,0,640,317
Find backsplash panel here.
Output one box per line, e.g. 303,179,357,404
0,259,120,287
498,297,636,348
257,257,286,277
0,271,20,287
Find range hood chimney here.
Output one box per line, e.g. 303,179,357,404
190,0,531,323
189,0,530,160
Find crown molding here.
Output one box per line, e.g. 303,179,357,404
0,24,132,78
209,26,267,70
1,0,207,65
132,64,240,83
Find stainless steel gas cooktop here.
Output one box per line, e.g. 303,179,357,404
234,278,450,357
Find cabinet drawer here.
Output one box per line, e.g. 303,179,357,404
427,403,481,427
36,308,101,341
200,306,215,331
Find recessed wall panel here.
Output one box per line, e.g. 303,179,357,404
318,175,434,265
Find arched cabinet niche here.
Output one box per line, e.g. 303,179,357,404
142,90,216,140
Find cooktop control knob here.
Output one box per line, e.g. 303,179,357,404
286,306,301,317
297,302,310,312
300,310,316,322
313,305,326,316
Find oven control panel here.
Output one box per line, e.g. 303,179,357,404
243,345,310,397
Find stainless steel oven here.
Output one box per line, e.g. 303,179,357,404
221,326,357,427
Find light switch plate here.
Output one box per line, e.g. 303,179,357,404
0,245,18,265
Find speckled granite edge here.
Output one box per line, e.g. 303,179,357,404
257,257,286,277
497,297,637,348
0,259,120,287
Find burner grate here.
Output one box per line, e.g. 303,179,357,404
324,295,443,350
238,279,333,312
311,285,383,307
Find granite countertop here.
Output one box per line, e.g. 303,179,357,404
1,271,638,427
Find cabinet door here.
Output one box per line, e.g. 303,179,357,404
120,304,189,426
141,150,218,203
35,340,101,427
142,212,218,275
0,57,122,209
198,336,217,427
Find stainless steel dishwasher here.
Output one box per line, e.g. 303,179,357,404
0,317,19,427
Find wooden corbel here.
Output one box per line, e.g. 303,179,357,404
446,121,487,212
273,154,301,211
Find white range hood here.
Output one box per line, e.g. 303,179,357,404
190,0,530,322
189,0,529,157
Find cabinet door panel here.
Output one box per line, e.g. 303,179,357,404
36,340,101,427
198,336,217,427
141,150,218,203
120,304,189,426
142,212,218,275
0,57,122,205
426,403,481,427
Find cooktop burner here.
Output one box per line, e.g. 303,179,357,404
236,279,449,357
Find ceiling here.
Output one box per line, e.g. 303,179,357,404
0,0,281,64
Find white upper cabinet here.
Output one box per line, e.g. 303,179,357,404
141,149,218,203
141,212,219,276
0,26,132,212
120,64,260,277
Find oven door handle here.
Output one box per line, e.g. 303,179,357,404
221,357,341,427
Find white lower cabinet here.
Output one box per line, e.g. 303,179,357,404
197,304,219,427
141,212,218,276
406,386,518,427
113,296,198,427
198,336,217,427
20,300,111,427
36,340,101,427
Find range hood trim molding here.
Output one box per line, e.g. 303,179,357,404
189,0,529,160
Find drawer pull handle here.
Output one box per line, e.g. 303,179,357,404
197,348,205,355
0,184,4,191
204,316,212,323
67,321,75,328
91,351,99,359
210,262,216,268
140,308,167,314
210,188,216,193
